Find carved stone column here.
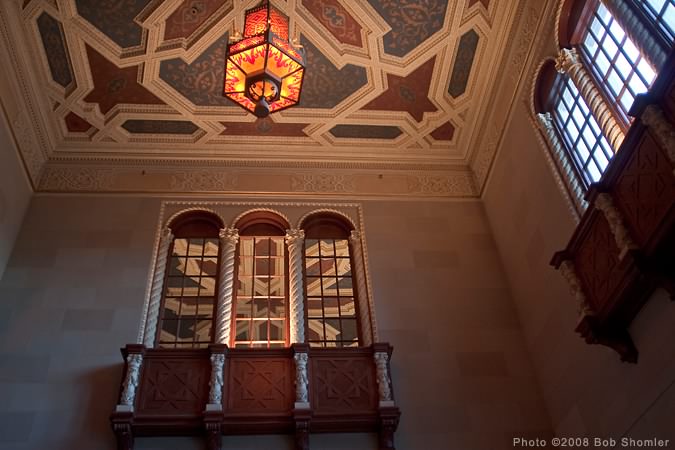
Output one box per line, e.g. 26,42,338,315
143,227,173,347
373,349,394,408
349,230,373,346
642,105,675,175
286,229,306,344
603,0,668,69
536,112,588,214
292,344,310,450
595,193,638,259
215,228,239,344
116,345,146,412
556,48,625,150
206,353,226,410
559,260,595,320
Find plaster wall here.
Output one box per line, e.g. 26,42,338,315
0,106,32,281
0,195,550,449
482,100,675,443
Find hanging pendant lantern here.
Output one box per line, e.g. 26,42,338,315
223,0,305,118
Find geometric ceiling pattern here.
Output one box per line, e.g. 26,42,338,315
0,0,546,197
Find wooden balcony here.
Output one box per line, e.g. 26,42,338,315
551,53,675,363
110,343,400,450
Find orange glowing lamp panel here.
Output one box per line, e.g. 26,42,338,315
228,45,267,75
243,4,289,40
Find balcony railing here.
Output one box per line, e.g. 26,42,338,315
110,343,400,450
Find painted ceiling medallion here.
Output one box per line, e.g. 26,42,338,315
223,0,305,118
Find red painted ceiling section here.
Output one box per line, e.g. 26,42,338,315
302,0,363,47
84,46,164,114
65,112,94,133
363,57,438,122
430,121,455,141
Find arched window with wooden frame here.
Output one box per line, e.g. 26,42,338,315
532,0,673,217
232,211,290,348
157,210,224,349
301,213,361,348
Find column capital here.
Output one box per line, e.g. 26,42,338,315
555,48,581,74
219,227,239,244
285,228,305,245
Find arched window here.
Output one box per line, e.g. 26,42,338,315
301,213,360,348
580,1,657,122
157,211,224,349
232,211,290,348
533,0,673,215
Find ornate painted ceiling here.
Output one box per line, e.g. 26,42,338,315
0,0,549,197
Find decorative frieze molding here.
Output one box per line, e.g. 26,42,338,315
215,228,239,344
117,353,143,412
207,353,225,410
39,166,114,191
143,227,173,348
349,230,373,346
559,260,595,320
641,105,675,174
555,48,625,150
285,229,306,344
170,171,238,191
374,351,394,407
406,173,476,196
291,174,356,193
595,193,637,260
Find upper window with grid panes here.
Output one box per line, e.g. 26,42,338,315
157,211,223,349
302,214,359,348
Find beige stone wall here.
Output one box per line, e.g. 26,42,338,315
0,195,549,449
482,101,675,442
0,107,32,281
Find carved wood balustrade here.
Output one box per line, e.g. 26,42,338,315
110,343,400,450
551,52,675,363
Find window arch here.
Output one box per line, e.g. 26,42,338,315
231,210,290,348
533,0,673,215
157,210,224,349
301,213,360,348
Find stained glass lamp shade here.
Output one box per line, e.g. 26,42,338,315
223,0,305,118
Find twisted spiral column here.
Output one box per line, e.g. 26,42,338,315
118,353,143,411
556,48,625,150
215,228,239,344
349,230,373,346
536,112,588,214
285,229,306,344
603,0,667,70
143,227,173,347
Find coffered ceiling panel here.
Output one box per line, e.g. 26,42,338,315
1,0,548,197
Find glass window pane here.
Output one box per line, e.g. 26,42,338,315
255,258,271,276
173,239,189,256
338,277,354,296
305,258,321,276
607,70,623,96
163,298,181,317
235,320,250,341
166,277,183,296
308,319,324,340
636,59,656,85
200,277,216,296
270,238,284,257
324,297,340,317
253,298,268,318
341,319,358,343
320,258,336,277
237,277,252,296
169,257,186,276
334,239,350,257
339,297,356,317
320,240,334,256
240,238,254,256
188,238,204,256
308,299,322,317
322,277,339,296
204,239,219,256
201,258,218,276
269,277,284,297
623,39,639,61
236,299,252,318
253,277,270,296
178,319,196,341
269,320,285,341
180,298,198,316
185,258,202,276
306,277,322,296
305,239,319,257
269,299,285,318
335,258,352,277
615,54,632,79
324,319,341,341
255,238,270,256
195,319,212,341
199,297,214,317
